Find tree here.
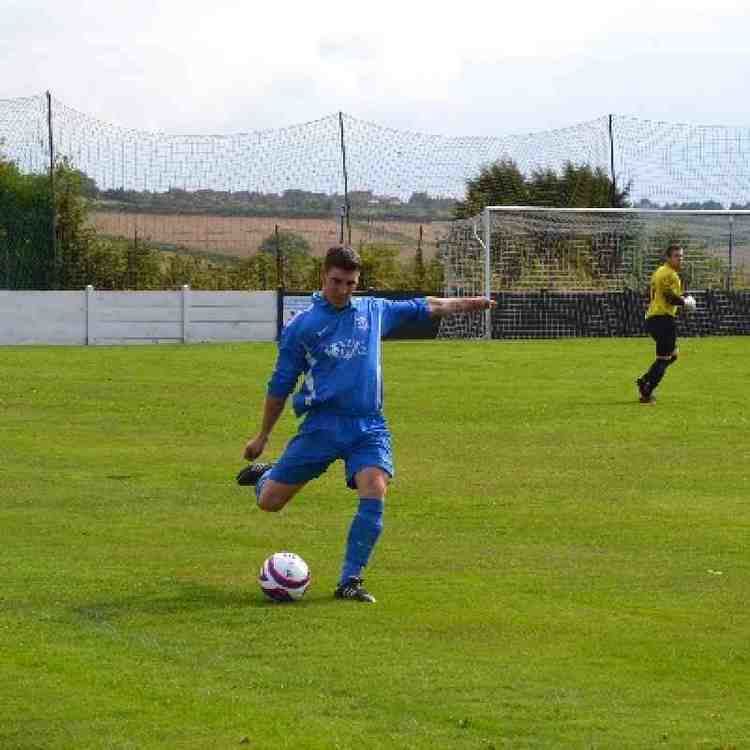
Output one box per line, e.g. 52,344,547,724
552,163,627,208
0,154,54,289
358,244,397,289
55,159,99,288
396,252,444,293
455,159,629,217
258,230,313,289
454,159,527,218
259,229,311,259
233,253,278,290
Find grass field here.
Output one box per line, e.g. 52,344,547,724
1,338,749,749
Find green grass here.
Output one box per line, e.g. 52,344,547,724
1,338,749,750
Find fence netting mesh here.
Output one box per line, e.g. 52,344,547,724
2,94,750,302
437,209,750,338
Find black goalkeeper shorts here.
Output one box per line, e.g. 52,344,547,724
645,314,677,357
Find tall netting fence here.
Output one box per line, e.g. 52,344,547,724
614,116,750,210
340,113,612,201
0,95,55,288
2,94,750,307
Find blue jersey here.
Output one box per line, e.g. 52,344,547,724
268,293,430,418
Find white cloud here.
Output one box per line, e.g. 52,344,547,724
2,0,750,135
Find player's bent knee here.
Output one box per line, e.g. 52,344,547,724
369,479,388,498
257,480,302,513
257,486,284,512
257,496,285,512
257,490,284,512
355,467,390,498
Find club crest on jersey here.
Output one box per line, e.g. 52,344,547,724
354,315,369,332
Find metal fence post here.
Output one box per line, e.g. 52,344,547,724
608,114,617,208
46,91,58,289
85,285,94,345
338,112,351,245
275,224,283,287
182,284,190,343
728,214,734,291
276,287,284,341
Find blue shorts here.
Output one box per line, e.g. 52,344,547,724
268,413,393,490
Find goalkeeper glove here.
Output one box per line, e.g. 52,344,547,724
683,294,697,312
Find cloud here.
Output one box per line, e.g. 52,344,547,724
2,0,750,137
318,34,382,63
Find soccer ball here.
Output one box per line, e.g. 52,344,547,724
258,552,311,602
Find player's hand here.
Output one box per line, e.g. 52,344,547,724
684,294,697,312
469,297,497,311
244,433,268,461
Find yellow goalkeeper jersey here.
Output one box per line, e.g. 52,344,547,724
646,264,683,318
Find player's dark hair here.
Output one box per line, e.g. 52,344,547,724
665,243,683,258
324,245,361,273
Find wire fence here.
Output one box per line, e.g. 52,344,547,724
2,93,750,291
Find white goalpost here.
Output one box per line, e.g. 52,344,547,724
437,206,750,340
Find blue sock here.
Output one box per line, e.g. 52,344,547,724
340,498,384,584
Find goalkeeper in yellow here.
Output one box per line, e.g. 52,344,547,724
636,244,696,403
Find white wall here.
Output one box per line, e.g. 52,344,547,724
0,288,277,345
0,291,88,345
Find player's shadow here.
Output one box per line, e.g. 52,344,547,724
72,580,334,622
563,399,642,407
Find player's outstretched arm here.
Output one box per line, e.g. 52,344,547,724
426,296,496,317
244,395,287,461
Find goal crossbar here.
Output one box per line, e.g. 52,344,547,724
485,206,750,216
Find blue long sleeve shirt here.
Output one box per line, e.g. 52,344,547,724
268,293,431,418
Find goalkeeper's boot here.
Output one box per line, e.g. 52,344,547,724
636,377,655,404
334,576,376,604
236,462,274,486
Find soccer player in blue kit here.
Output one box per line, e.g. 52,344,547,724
238,245,495,603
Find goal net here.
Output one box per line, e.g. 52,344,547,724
437,207,750,339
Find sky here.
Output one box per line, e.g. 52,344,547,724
3,0,750,138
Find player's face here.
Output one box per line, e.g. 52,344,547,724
667,248,684,271
322,266,360,308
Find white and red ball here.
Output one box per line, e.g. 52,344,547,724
258,552,311,602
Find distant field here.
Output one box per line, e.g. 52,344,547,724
2,338,749,749
91,211,448,260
